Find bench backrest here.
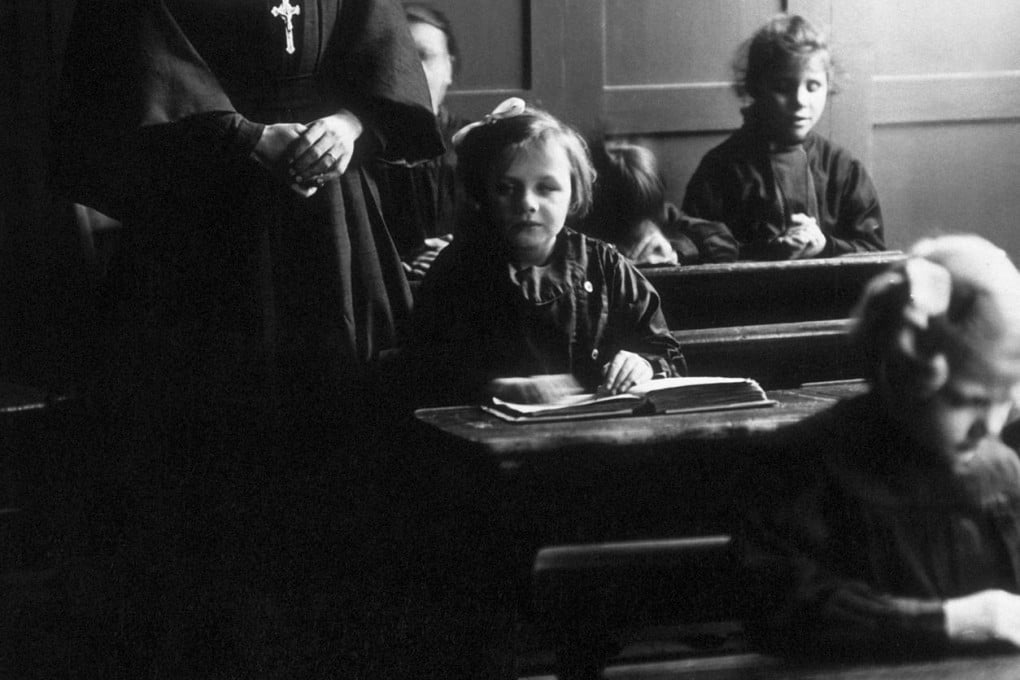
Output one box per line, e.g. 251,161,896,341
643,252,906,329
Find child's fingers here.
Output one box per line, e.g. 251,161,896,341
601,354,625,391
609,364,639,394
424,235,453,249
601,352,647,394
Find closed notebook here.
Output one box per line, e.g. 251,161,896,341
481,376,774,423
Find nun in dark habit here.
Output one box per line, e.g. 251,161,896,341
56,0,442,434
51,1,443,675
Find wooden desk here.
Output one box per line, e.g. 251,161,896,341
597,651,1020,679
415,381,867,543
416,384,871,674
415,381,865,466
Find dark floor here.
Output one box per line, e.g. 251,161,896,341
0,399,524,679
1,391,751,680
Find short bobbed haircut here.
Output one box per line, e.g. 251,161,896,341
853,234,1020,396
455,106,596,221
734,14,836,100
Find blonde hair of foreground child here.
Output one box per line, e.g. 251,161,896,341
853,234,1020,399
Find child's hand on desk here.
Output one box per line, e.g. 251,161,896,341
773,213,826,259
487,374,584,404
598,351,652,396
945,589,1020,646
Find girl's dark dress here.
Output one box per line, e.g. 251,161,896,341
738,392,1020,657
683,125,885,261
407,227,685,406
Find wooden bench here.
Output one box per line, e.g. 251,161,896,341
405,252,904,329
642,252,905,329
532,535,746,680
676,318,864,389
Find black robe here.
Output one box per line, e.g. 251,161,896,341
56,0,443,422
376,105,471,258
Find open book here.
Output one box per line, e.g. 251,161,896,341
481,376,774,423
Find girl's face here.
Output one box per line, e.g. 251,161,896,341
410,21,453,114
485,139,573,268
756,53,829,145
903,363,1020,473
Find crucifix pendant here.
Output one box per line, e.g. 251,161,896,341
271,0,301,55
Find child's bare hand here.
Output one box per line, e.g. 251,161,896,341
774,213,825,259
945,589,1020,647
599,351,653,395
405,234,453,280
487,374,584,404
623,224,678,266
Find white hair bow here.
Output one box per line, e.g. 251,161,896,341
450,97,527,146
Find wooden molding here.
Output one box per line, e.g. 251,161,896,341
873,71,1020,125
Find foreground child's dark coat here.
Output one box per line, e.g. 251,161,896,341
683,127,885,261
738,392,1020,656
408,228,685,405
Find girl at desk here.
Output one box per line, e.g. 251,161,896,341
738,234,1020,655
682,14,885,261
407,99,685,406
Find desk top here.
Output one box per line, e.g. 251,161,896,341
415,381,867,459
599,651,1020,680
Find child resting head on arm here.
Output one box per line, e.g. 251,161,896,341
737,234,1020,656
586,141,680,266
586,141,737,266
682,14,884,261
405,99,685,407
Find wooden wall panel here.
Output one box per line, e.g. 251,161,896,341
869,0,1020,258
437,0,550,121
423,0,528,90
872,2,1020,75
872,121,1020,255
602,0,779,136
604,0,765,85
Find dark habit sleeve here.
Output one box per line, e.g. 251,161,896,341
55,0,442,219
55,0,260,219
324,0,445,162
